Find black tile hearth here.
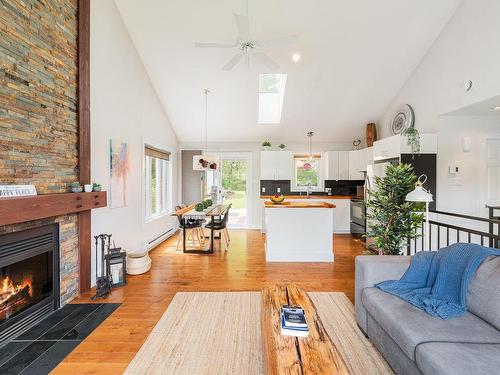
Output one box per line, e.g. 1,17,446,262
0,303,120,375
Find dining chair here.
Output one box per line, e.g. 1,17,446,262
205,205,231,251
175,207,204,250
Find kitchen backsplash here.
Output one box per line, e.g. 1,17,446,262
260,180,364,196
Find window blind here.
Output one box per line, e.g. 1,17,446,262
293,154,321,159
145,145,170,160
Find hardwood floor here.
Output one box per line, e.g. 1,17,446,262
53,230,365,374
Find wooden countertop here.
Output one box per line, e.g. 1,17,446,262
260,195,354,200
264,201,335,209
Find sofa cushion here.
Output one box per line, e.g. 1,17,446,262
415,342,500,375
467,256,500,330
362,287,500,360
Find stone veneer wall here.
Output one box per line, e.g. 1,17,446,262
0,0,79,305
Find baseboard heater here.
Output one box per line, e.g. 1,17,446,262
146,228,175,250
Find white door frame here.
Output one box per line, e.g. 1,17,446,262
209,151,253,228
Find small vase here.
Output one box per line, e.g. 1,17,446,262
84,184,93,193
93,186,102,192
71,186,83,193
263,146,271,151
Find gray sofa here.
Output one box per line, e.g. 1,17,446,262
355,255,500,375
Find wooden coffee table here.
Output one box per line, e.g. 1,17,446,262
262,285,350,374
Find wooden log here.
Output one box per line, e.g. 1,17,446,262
261,284,350,375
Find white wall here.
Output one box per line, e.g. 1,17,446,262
379,0,500,138
437,115,500,217
90,0,179,283
180,141,353,229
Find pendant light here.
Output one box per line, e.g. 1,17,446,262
303,131,314,170
193,89,218,170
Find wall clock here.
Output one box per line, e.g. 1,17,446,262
391,104,415,135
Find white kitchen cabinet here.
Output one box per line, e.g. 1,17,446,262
326,151,349,180
338,151,349,180
332,199,351,233
373,134,437,162
364,146,374,167
260,151,293,180
349,150,365,180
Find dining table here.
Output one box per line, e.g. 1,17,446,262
173,204,230,254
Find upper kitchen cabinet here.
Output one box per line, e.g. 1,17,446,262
326,151,349,180
260,151,293,180
349,150,365,180
373,134,437,161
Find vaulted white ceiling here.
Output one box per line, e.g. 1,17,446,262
115,0,462,143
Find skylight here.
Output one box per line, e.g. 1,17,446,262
258,74,287,124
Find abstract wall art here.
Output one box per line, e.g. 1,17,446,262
109,140,130,208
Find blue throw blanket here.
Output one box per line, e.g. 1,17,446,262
376,243,500,319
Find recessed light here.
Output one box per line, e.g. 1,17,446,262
292,53,301,62
493,106,500,111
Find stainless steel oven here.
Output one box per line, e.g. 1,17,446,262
350,198,366,239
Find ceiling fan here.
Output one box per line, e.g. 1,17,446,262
195,13,298,71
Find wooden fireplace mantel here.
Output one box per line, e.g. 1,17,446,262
0,192,107,226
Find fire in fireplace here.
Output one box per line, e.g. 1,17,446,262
0,275,33,320
0,224,59,347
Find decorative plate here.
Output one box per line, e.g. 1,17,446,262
391,104,415,135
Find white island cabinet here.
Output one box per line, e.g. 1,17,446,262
264,201,335,262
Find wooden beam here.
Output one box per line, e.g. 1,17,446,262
78,0,91,293
0,192,107,226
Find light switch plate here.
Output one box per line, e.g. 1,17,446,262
277,187,281,193
262,187,266,193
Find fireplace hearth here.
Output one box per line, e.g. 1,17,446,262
0,224,59,347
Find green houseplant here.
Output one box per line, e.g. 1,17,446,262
262,140,271,151
69,181,82,193
365,163,424,255
402,127,420,155
195,203,204,212
92,182,102,192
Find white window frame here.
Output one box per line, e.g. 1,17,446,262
144,148,171,221
291,154,325,192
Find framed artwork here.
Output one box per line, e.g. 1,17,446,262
109,139,130,208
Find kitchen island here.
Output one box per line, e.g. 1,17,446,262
264,201,335,262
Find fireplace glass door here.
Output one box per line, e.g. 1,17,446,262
0,252,53,323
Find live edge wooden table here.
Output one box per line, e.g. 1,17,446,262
261,285,392,375
173,204,229,254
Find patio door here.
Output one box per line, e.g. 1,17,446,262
219,154,252,228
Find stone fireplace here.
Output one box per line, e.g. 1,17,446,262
0,224,60,347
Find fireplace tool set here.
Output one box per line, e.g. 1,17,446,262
91,234,127,300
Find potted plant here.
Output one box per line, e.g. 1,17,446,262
262,140,272,151
278,143,286,151
92,182,102,192
205,199,213,207
70,181,83,193
195,202,204,212
402,127,420,156
365,163,424,255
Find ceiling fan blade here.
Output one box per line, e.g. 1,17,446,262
195,42,235,48
259,35,299,48
222,52,244,71
254,51,280,71
234,14,250,40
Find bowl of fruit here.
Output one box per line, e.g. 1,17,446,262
270,193,285,204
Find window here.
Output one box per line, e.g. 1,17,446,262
294,154,322,189
145,146,171,220
258,73,287,124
